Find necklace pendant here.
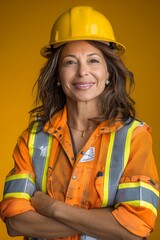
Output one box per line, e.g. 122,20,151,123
81,130,85,137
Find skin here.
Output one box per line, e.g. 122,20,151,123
6,41,144,240
6,192,143,240
58,40,110,152
59,41,108,122
58,40,109,103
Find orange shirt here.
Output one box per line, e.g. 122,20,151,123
0,106,159,239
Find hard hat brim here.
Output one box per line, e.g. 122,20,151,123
40,40,126,58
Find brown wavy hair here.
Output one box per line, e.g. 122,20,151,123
29,40,136,130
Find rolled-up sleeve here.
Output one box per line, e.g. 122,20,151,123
0,130,36,221
112,124,159,237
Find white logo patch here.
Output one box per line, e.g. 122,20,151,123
80,147,95,162
39,145,47,157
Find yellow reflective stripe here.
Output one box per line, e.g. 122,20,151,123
123,120,140,168
115,200,157,216
42,135,53,193
3,192,31,200
5,173,35,184
102,131,115,207
119,181,159,197
28,122,38,159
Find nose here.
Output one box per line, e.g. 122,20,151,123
77,62,89,78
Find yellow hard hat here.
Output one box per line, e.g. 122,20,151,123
41,6,126,57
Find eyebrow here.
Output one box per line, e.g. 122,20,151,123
63,53,101,58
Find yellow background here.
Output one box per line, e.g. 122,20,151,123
0,0,159,239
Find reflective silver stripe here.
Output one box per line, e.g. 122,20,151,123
115,185,159,209
107,120,138,206
4,178,36,197
31,127,51,192
32,130,49,191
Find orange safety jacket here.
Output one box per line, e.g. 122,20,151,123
0,106,159,240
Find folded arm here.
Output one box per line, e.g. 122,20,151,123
6,210,79,238
30,191,144,240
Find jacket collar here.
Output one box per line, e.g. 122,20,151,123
43,105,124,135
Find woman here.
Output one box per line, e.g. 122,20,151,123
0,6,159,240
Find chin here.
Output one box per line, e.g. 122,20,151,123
75,96,99,103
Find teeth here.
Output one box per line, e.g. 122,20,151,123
75,83,93,89
74,83,94,89
76,84,89,87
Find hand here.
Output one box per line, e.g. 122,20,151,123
30,191,56,218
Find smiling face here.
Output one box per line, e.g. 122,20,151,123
58,41,109,104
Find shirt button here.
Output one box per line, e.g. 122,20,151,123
72,175,77,180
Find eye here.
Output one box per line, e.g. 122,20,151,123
89,58,100,63
63,59,77,66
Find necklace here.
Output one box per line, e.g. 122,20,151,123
68,123,96,138
68,124,86,137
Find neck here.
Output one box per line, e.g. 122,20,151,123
66,100,100,130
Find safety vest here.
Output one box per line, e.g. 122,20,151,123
28,119,142,206
3,119,159,240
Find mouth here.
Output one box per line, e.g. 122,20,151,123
73,82,95,90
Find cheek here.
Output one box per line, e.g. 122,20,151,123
59,69,75,94
106,70,109,79
97,70,109,85
104,66,109,78
98,63,109,78
59,71,66,84
59,69,74,85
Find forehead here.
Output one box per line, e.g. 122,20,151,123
60,40,103,57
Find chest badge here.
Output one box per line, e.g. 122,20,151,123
80,147,95,162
